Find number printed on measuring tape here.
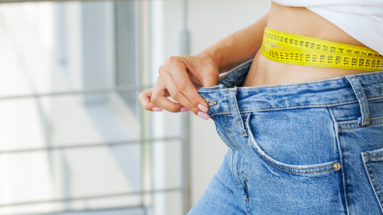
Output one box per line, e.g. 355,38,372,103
261,28,383,72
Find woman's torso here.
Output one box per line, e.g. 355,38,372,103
243,2,372,87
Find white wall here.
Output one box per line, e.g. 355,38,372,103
188,0,270,207
0,1,270,214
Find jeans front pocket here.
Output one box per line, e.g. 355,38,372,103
245,108,342,177
362,147,383,212
244,110,347,214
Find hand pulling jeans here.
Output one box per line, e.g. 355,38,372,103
189,59,383,215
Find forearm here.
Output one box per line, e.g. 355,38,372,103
196,12,269,73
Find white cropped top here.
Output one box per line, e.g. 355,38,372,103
271,0,383,55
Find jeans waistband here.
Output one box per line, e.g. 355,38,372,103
198,59,383,125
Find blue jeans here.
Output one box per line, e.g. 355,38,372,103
190,59,383,215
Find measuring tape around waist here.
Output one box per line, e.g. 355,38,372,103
261,27,383,72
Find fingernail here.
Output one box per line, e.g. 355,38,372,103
180,107,189,112
198,111,209,120
198,104,208,113
152,107,163,112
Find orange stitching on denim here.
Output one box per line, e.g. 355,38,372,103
350,76,370,124
368,96,383,101
366,154,383,159
371,116,383,121
339,117,383,127
339,121,359,125
257,152,335,175
241,100,358,112
228,93,246,136
207,96,383,117
339,122,383,131
258,151,335,170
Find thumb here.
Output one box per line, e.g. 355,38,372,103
200,68,219,87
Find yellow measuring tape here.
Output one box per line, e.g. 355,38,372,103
261,27,383,72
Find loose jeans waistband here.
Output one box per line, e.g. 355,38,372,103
198,59,383,127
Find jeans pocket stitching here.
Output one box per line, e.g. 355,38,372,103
368,159,383,198
245,113,339,175
257,152,336,174
362,150,383,210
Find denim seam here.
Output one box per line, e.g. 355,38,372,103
328,106,350,215
199,97,383,115
228,91,247,136
207,96,383,117
360,83,370,123
328,107,339,134
256,151,336,174
244,113,251,215
339,122,383,131
207,100,360,117
362,154,383,213
225,112,250,214
368,159,383,204
225,114,248,161
368,96,383,101
339,116,383,126
226,113,250,200
245,179,250,215
371,116,383,121
252,101,358,110
349,76,370,124
224,114,247,200
259,158,335,170
353,79,367,121
367,154,383,159
339,120,362,125
361,156,383,211
328,107,338,122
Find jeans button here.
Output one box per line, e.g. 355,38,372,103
333,162,341,171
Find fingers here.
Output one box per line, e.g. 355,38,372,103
159,67,200,114
151,78,184,113
138,85,188,113
138,87,163,112
139,54,220,120
163,59,209,113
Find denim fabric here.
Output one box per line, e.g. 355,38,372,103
189,59,383,215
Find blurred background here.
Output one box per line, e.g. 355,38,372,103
0,0,268,214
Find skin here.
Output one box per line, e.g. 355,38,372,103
138,2,371,119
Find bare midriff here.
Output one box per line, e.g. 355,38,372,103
243,2,372,87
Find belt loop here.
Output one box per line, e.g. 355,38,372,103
228,87,248,137
346,75,370,125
